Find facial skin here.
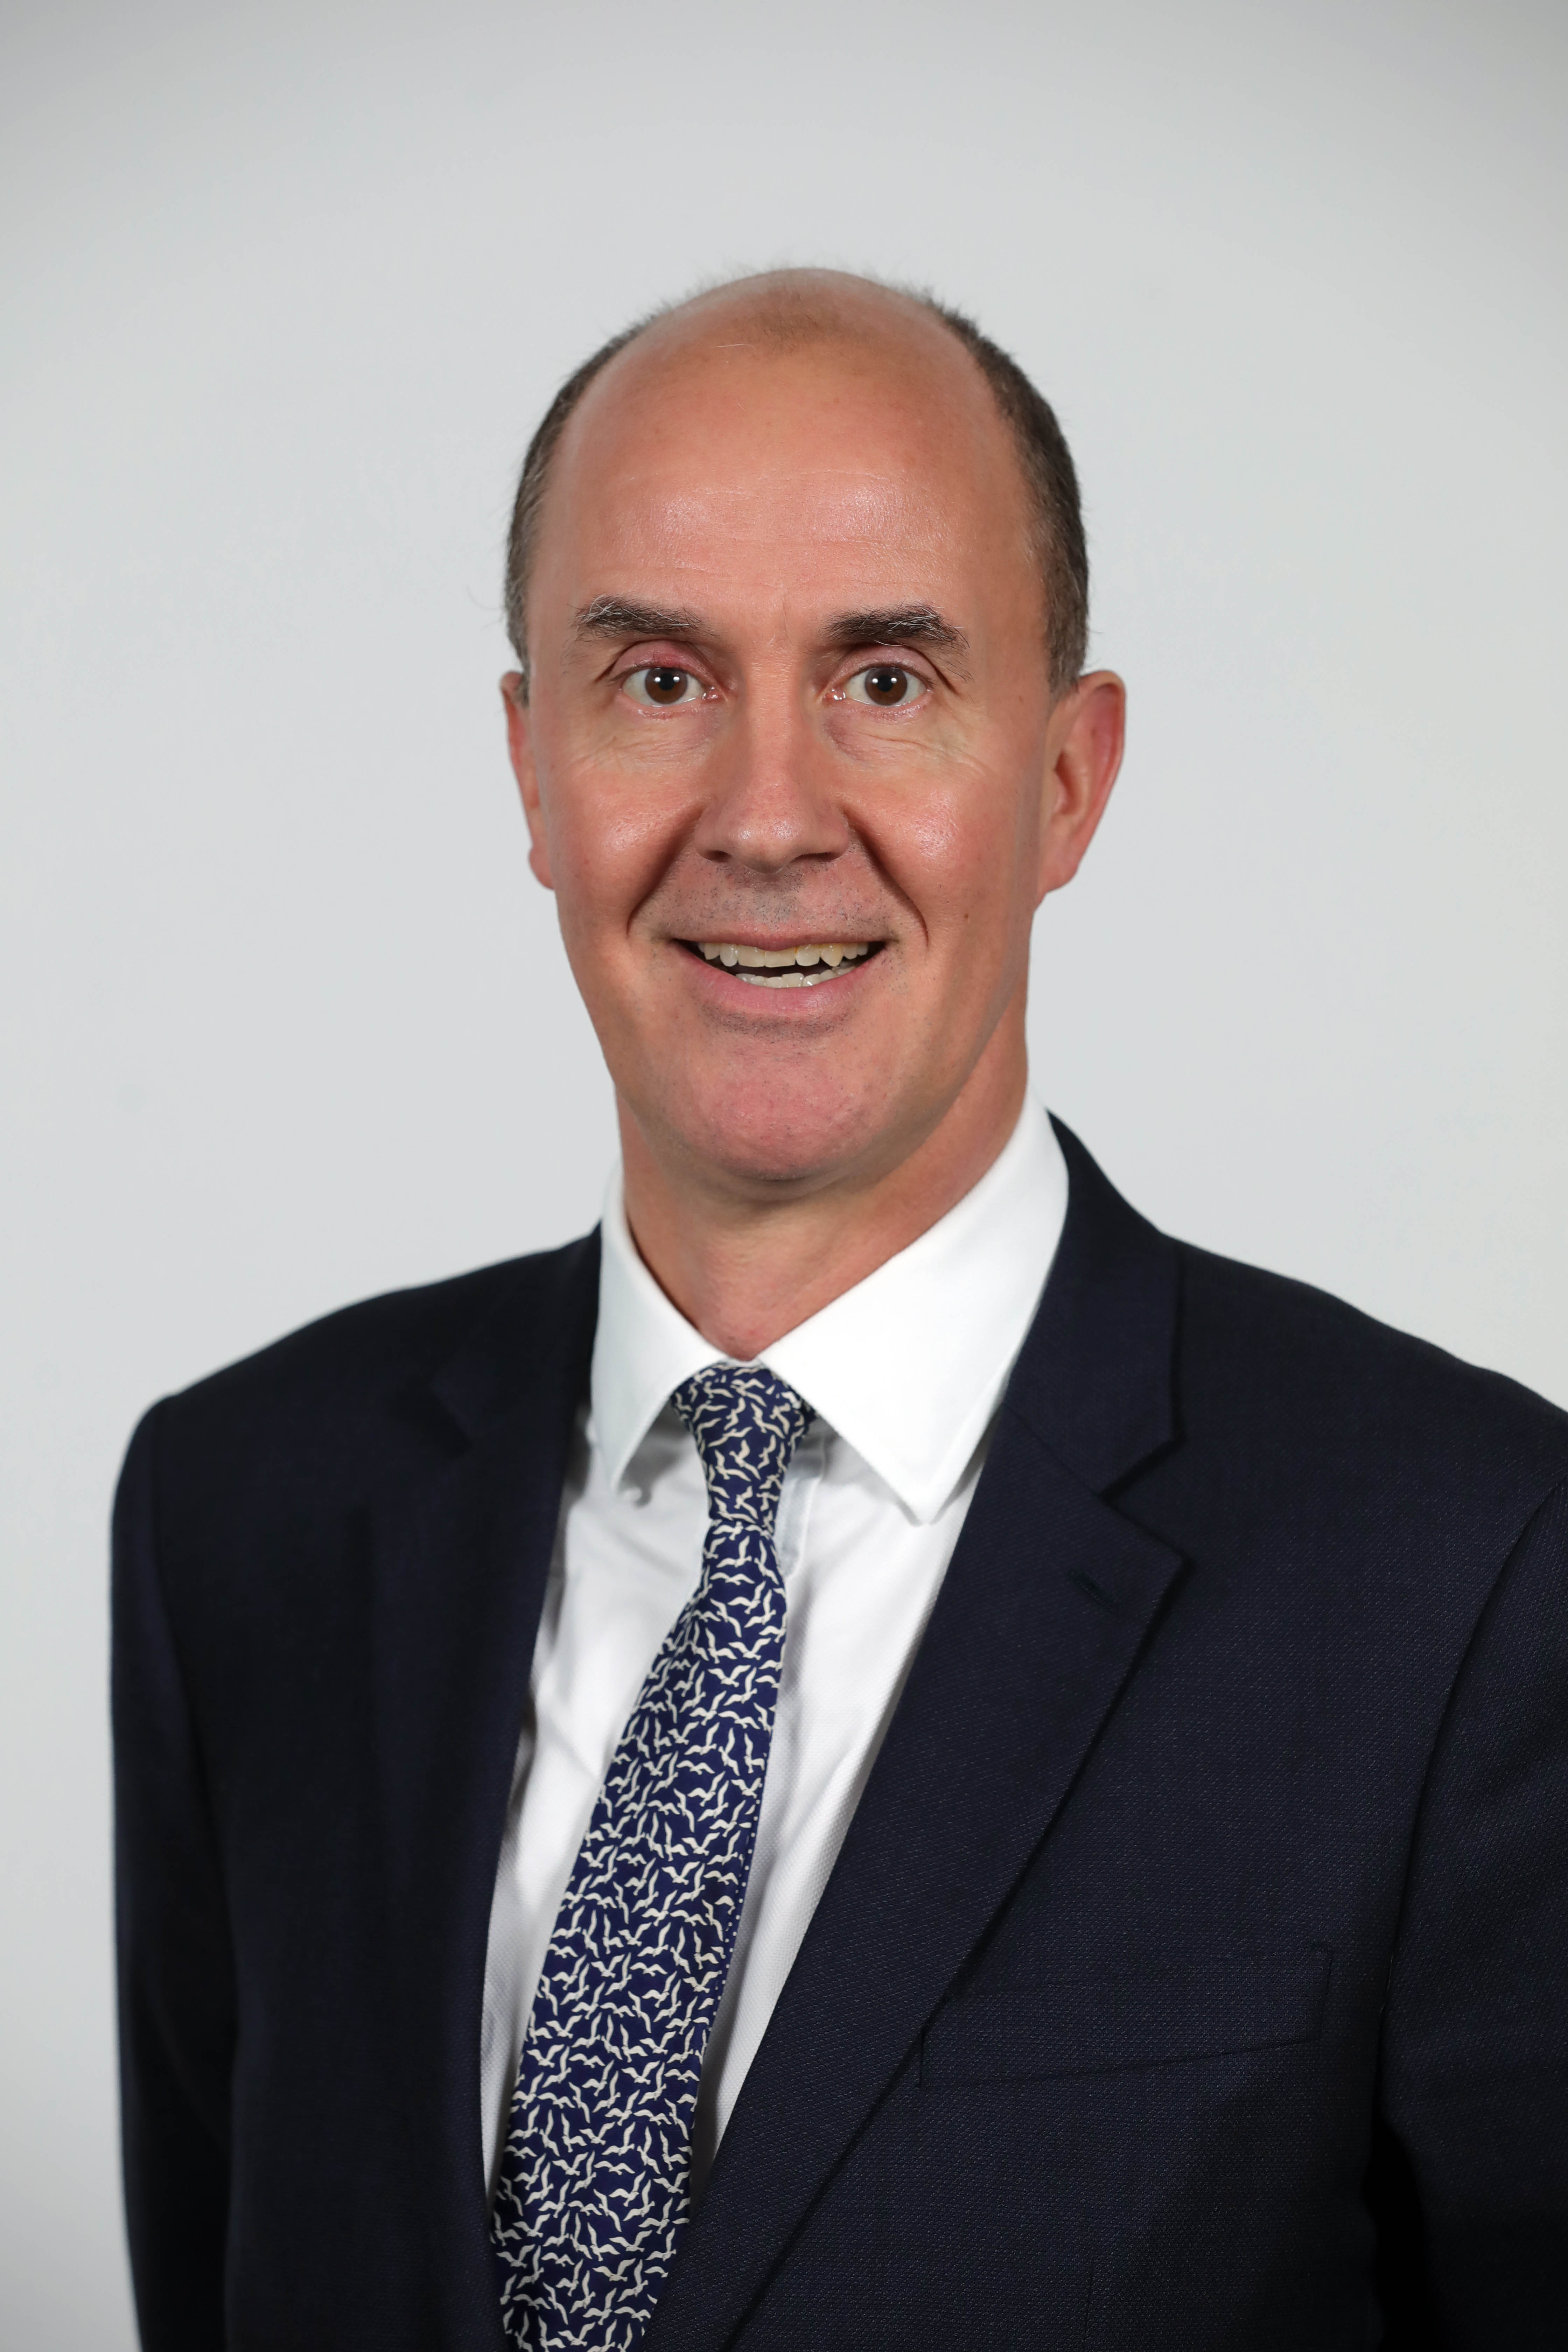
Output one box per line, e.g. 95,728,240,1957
505,274,1125,1356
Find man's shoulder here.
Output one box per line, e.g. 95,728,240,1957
1048,1121,1568,1514
1174,1234,1568,1512
145,1230,600,1522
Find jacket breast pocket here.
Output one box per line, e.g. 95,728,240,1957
920,1946,1333,2085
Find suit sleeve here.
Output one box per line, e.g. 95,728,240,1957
113,1403,235,2350
1378,1474,1568,2346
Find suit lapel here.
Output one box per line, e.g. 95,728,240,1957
368,1234,600,2343
644,1126,1186,2352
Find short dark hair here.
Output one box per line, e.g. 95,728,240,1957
503,278,1089,698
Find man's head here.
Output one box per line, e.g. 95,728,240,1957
502,270,1124,1218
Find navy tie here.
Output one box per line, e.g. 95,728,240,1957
492,1363,814,2350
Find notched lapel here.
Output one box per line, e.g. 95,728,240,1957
644,1130,1187,2352
369,1234,599,2342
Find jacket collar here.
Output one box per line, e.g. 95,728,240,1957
1007,1116,1180,1491
426,1233,601,1446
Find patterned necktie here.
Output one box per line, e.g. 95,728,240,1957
492,1363,813,2351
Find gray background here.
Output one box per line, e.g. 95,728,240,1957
4,0,1566,2338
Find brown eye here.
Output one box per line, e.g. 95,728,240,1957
622,665,704,708
844,664,923,708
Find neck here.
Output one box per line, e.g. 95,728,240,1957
617,1015,1029,1359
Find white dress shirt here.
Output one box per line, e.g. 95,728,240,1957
479,1097,1070,2192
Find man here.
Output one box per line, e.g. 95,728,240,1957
114,271,1568,2350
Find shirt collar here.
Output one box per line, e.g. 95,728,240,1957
589,1098,1069,1525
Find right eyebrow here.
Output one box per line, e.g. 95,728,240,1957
571,596,706,645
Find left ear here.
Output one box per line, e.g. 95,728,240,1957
1036,670,1126,903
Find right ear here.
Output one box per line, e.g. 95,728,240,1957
501,673,555,890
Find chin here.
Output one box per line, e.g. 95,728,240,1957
672,1071,901,1196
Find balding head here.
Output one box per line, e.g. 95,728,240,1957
504,270,1087,697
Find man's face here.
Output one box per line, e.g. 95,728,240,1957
507,295,1120,1203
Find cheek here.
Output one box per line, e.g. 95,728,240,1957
544,758,694,943
862,766,1038,940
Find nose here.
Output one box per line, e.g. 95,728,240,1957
691,687,852,875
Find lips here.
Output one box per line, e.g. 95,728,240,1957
686,940,881,989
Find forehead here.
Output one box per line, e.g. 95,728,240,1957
536,310,1031,614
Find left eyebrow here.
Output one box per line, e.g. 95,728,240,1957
822,606,971,671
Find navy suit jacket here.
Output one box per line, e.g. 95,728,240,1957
113,1125,1568,2349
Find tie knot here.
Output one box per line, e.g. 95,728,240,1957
671,1364,813,1530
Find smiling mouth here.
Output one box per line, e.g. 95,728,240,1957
682,939,884,989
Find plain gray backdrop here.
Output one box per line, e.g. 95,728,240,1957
4,0,1566,2338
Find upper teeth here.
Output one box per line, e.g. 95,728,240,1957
695,940,876,988
699,941,872,968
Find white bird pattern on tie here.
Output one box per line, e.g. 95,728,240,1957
492,1363,813,2351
